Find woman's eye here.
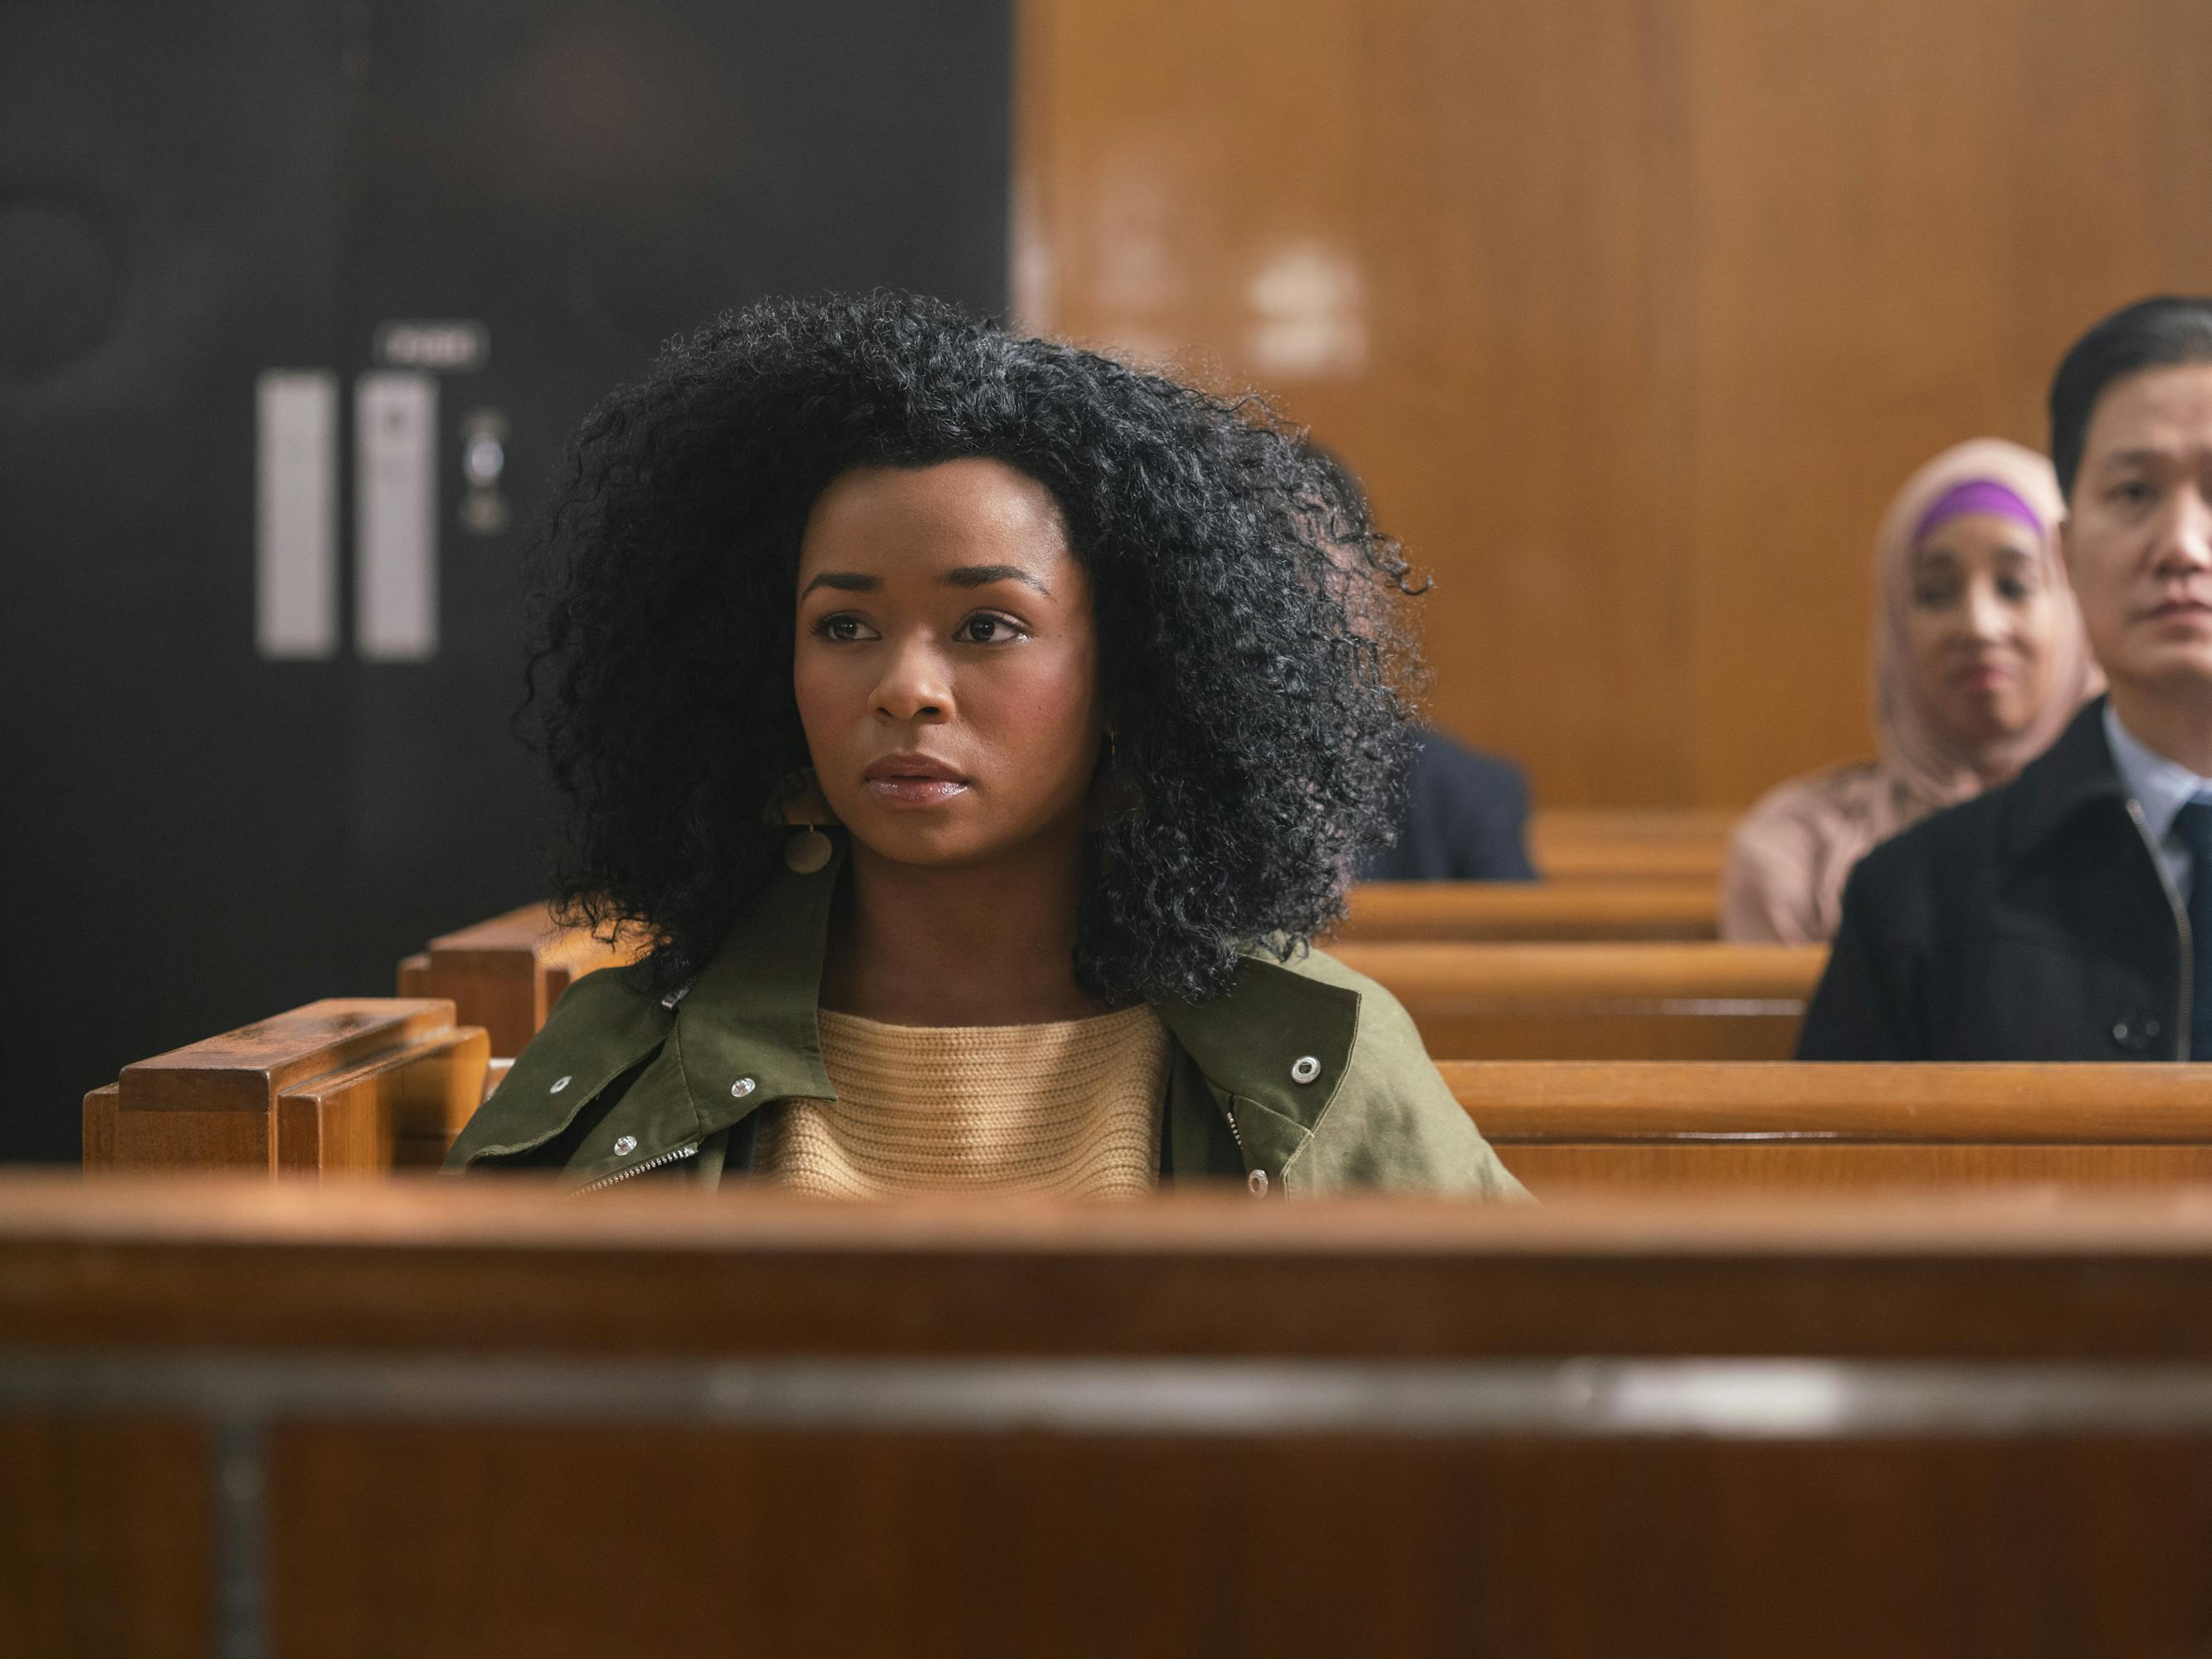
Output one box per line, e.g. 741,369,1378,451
815,614,876,643
957,615,1025,645
1912,583,1957,610
2111,479,2153,507
1998,575,2034,601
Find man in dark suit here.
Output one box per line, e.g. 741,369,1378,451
1801,297,2212,1059
1358,727,1537,883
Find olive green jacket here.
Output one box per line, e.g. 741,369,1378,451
445,849,1526,1201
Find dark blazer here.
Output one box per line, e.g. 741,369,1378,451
1798,698,2190,1061
1358,727,1538,883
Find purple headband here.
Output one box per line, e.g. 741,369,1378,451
1912,479,2045,547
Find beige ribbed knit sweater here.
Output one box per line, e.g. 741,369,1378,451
757,1004,1168,1198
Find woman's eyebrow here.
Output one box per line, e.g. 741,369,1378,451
800,571,880,596
944,563,1051,595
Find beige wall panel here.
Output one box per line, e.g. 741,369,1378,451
1017,0,1698,805
1019,0,2212,806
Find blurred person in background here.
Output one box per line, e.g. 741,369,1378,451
1801,298,2212,1058
1303,444,1538,883
1722,438,2098,944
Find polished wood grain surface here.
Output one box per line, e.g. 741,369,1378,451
17,1177,2212,1359
118,999,455,1116
397,902,640,1058
1443,1060,2212,1139
18,1182,2212,1656
0,1418,210,1659
255,1427,2212,1659
1017,0,2212,806
1337,941,1823,1059
1527,809,1733,882
85,1000,488,1177
1337,879,1719,942
1449,1061,2212,1192
1500,1141,2212,1192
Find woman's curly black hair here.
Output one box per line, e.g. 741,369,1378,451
527,289,1425,1005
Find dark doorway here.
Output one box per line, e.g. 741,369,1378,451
0,1,1011,1160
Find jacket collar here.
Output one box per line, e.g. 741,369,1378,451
672,839,1357,1150
670,844,842,1130
1152,956,1357,1148
2002,695,2132,865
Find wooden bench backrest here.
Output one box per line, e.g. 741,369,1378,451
1336,941,1825,1059
82,1000,488,1176
1527,807,1733,882
13,1184,2212,1655
1445,1060,2212,1193
397,902,641,1057
1336,878,1720,942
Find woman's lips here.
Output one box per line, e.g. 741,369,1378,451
861,757,970,808
864,776,970,807
1955,664,2011,693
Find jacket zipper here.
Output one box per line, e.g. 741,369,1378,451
2125,798,2191,1061
574,1142,700,1194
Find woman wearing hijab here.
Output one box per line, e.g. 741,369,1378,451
1721,438,2099,945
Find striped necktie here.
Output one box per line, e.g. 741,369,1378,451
2173,797,2212,1060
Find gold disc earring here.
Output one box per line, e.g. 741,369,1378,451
785,820,832,874
772,767,836,873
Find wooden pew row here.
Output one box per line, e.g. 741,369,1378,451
397,902,641,1058
1335,878,1720,942
1527,806,1733,882
414,886,1728,1036
85,1000,2212,1202
1332,941,1825,1060
15,1180,2212,1656
403,913,1802,1063
82,1000,487,1176
1446,1060,2212,1194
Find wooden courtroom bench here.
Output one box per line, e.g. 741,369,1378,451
13,1180,2212,1657
81,1000,488,1176
404,869,1738,1062
403,919,1785,1063
1333,941,1825,1059
1527,806,1733,883
1447,1061,2212,1194
397,902,640,1058
1336,878,1719,942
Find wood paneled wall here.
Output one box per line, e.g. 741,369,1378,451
1014,0,2212,806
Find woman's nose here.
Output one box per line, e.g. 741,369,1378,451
872,636,952,721
1960,580,2007,640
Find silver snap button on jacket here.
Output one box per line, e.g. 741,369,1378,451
730,1076,757,1099
613,1135,637,1156
1289,1055,1321,1084
1247,1169,1269,1195
549,1075,572,1094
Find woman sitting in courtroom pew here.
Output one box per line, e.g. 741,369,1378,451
446,292,1523,1199
1720,438,2098,944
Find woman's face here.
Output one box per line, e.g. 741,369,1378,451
792,458,1104,870
1903,510,2060,753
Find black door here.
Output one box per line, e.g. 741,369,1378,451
0,0,1011,1160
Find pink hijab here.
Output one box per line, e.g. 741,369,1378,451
1722,437,2100,944
1870,436,2100,813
